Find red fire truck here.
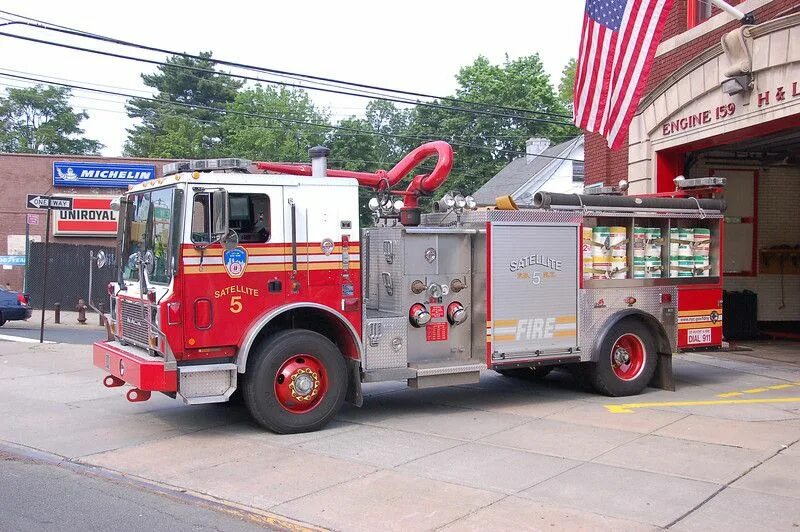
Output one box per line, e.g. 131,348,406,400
94,142,725,433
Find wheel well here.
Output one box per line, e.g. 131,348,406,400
248,307,360,367
593,310,672,361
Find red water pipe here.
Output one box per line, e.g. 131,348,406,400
256,141,454,208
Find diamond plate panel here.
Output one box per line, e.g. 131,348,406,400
579,286,678,360
179,364,237,399
363,316,408,371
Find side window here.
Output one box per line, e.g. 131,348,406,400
191,192,271,244
230,194,271,243
191,194,211,243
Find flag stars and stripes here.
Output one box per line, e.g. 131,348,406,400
574,0,675,149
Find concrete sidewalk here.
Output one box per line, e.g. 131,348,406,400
0,340,798,530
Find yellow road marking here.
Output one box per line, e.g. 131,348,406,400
716,382,800,398
605,397,800,414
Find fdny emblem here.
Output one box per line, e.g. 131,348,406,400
223,247,248,278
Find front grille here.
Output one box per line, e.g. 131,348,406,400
119,298,151,347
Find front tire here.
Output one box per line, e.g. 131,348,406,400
586,318,657,396
243,330,347,434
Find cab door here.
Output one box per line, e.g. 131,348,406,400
182,185,284,352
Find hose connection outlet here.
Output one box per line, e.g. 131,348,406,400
409,303,431,328
447,302,467,325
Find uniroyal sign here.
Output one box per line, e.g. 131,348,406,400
52,196,118,237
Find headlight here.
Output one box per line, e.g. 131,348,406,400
368,197,380,212
465,196,477,210
393,199,404,213
454,194,466,209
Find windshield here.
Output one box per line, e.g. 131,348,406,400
122,187,180,285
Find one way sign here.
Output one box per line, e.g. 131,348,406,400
26,194,73,210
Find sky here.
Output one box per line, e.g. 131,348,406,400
0,0,585,157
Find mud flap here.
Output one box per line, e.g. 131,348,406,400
345,358,363,407
650,352,675,391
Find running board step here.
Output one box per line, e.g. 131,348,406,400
408,362,484,389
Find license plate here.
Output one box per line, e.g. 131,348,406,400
687,328,712,345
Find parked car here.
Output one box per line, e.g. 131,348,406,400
0,288,32,326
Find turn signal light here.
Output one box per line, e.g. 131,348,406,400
147,290,157,303
167,302,181,325
409,303,431,328
107,282,115,296
447,302,467,325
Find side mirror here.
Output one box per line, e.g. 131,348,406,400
222,229,239,251
96,250,107,269
211,189,229,238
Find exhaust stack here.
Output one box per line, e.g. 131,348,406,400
309,146,330,178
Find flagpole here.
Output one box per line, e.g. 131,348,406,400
708,0,752,23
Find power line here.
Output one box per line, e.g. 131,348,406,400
0,28,576,129
0,9,574,121
0,70,579,144
0,72,581,163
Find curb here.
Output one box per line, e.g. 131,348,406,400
0,440,324,532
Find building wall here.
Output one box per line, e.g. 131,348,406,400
585,0,800,186
0,153,175,291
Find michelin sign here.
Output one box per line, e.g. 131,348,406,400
53,161,156,188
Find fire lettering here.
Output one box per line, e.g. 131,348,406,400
515,318,556,340
758,91,770,107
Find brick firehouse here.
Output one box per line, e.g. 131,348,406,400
585,0,800,339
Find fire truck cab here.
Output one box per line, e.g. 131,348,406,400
94,142,725,434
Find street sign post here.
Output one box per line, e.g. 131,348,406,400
26,195,73,210
26,194,74,343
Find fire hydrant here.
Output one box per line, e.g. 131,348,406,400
76,299,88,325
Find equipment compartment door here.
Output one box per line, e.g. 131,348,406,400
489,223,579,359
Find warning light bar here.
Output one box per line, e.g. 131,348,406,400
163,158,252,177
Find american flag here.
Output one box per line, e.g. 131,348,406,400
573,0,675,149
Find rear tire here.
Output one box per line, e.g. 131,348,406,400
496,366,554,379
243,329,347,434
586,318,657,396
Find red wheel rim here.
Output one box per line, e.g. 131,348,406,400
610,334,645,381
274,354,327,413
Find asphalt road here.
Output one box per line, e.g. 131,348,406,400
0,322,104,345
0,450,282,532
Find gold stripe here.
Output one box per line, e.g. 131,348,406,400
556,315,577,324
182,244,360,257
678,309,722,317
554,330,577,338
493,319,518,327
493,334,516,342
678,323,722,330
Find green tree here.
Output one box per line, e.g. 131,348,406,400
219,85,329,161
0,85,102,154
327,101,414,226
408,55,578,196
124,52,242,158
558,58,577,107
